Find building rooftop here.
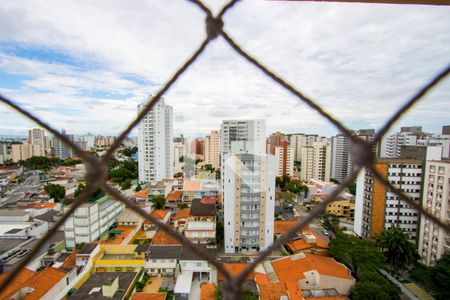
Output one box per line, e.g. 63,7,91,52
200,283,215,300
77,243,98,255
218,263,254,281
147,245,182,260
173,208,190,221
0,209,29,217
166,191,183,202
131,293,166,300
190,198,215,216
151,229,182,245
71,272,137,300
0,268,36,299
26,202,58,209
185,220,215,231
183,180,202,192
258,282,288,300
35,210,60,222
135,244,149,254
271,254,354,283
135,189,149,199
180,244,216,261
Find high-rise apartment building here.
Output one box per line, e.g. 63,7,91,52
204,130,220,170
220,120,266,159
28,128,46,156
331,129,376,182
224,153,275,253
300,140,331,182
82,133,96,150
354,159,423,242
268,132,287,155
274,141,294,177
53,130,74,159
287,134,325,163
137,97,173,183
173,140,185,174
418,160,450,266
11,142,43,162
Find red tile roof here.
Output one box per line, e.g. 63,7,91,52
0,268,36,299
271,254,354,283
151,229,181,245
218,263,254,281
200,283,216,300
166,191,183,202
27,202,58,209
183,180,202,191
173,208,190,221
258,282,288,300
135,189,149,199
131,293,166,300
200,196,216,205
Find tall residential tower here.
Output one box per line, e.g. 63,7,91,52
137,97,173,183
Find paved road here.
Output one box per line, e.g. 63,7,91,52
1,172,40,206
309,226,330,243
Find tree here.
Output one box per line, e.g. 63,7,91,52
348,181,357,195
432,253,450,300
121,179,132,190
376,226,418,272
74,183,86,197
276,191,296,203
330,178,340,184
350,281,396,300
44,183,65,202
151,195,166,209
122,146,138,157
204,164,214,172
329,232,385,279
135,184,142,192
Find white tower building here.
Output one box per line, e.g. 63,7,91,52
137,97,173,183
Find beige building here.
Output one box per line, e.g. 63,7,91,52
204,130,220,170
419,160,450,266
300,140,331,182
11,141,43,162
325,198,355,218
274,142,294,177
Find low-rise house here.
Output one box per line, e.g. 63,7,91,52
166,190,183,208
173,208,190,232
94,245,145,272
149,181,172,200
151,228,182,245
135,189,149,204
70,272,138,300
143,210,171,239
145,245,182,276
266,253,355,298
0,265,76,300
174,245,217,299
76,243,100,267
182,180,202,203
184,198,216,245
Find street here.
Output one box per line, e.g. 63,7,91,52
1,171,40,206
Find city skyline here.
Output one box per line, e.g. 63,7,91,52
0,1,449,137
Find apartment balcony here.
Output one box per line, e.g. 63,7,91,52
240,209,260,214
241,192,260,197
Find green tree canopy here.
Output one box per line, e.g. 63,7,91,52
151,195,166,210
120,179,132,190
432,253,450,300
122,146,138,157
376,226,418,272
329,232,385,279
44,183,65,202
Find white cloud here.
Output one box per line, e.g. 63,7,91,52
0,0,449,137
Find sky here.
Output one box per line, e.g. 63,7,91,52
0,0,449,138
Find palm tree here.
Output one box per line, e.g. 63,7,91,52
377,225,418,273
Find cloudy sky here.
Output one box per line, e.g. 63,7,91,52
0,0,449,138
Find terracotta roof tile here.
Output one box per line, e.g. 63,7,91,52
200,283,216,300
218,263,254,281
166,191,183,201
131,293,166,300
271,254,354,283
285,281,303,300
173,208,190,221
274,220,301,235
0,268,35,299
61,250,77,269
258,282,288,300
27,202,58,209
151,229,181,245
255,273,270,284
135,189,149,199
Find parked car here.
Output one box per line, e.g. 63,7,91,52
322,229,329,236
